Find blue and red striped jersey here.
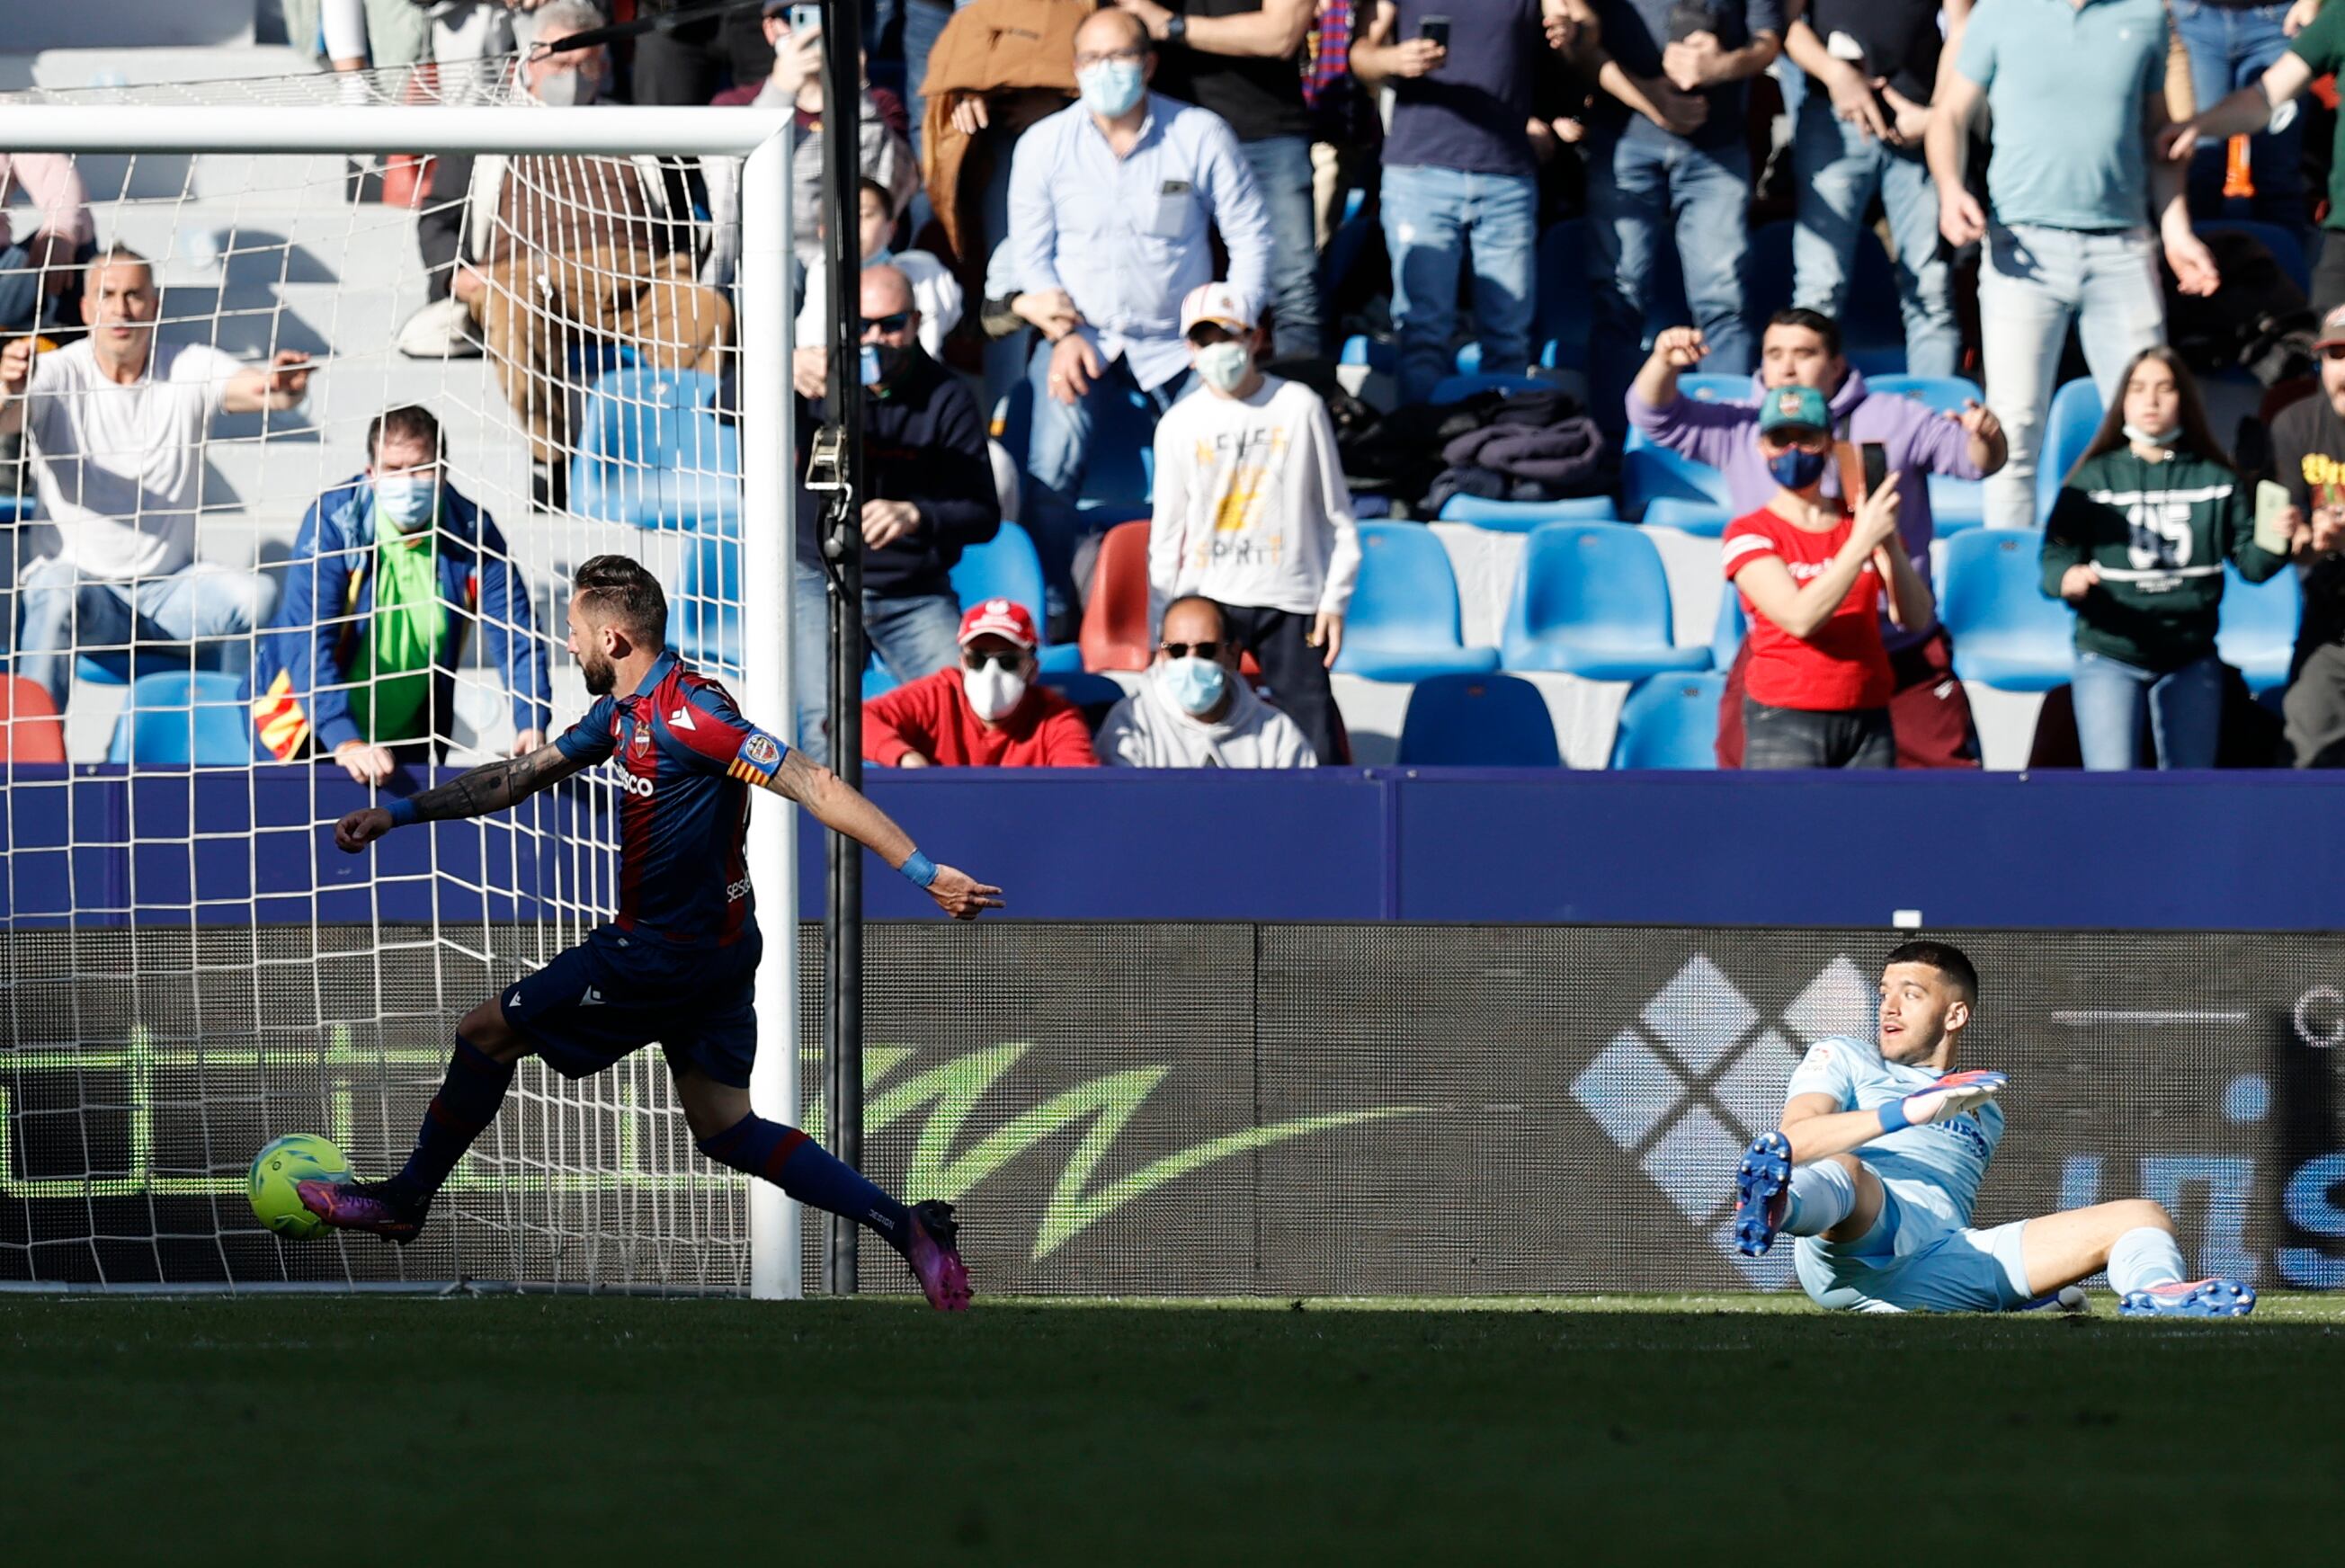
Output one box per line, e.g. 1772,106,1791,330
553,651,790,947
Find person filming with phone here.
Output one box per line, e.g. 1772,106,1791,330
1722,386,1931,771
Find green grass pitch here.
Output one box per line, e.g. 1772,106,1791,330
5,1293,2342,1562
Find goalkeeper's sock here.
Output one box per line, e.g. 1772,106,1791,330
1781,1161,1856,1237
2107,1225,2187,1296
388,1037,514,1206
697,1112,911,1249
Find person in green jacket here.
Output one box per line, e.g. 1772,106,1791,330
2041,346,2287,770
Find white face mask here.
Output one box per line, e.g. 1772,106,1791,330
373,472,438,534
533,67,597,108
963,662,1027,722
2123,422,2178,448
1194,340,1253,395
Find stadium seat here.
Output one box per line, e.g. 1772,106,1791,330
1927,474,1987,533
676,532,742,672
948,521,1083,672
1436,493,1620,531
1395,673,1562,766
106,671,251,766
2217,561,2301,696
1079,519,1157,672
2202,219,2311,294
1040,668,1131,730
568,368,741,534
1869,375,1984,415
72,642,206,688
1712,584,1746,669
1338,333,1396,371
1609,672,1725,769
1937,530,2075,692
1672,374,1756,405
1500,522,1712,680
1638,498,1731,538
861,658,900,701
1427,371,1548,405
1534,219,1594,372
0,676,67,764
2036,379,2105,527
1333,522,1501,682
994,378,1155,512
1621,445,1732,520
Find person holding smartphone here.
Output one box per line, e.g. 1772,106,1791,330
1723,385,1930,770
2267,303,2345,766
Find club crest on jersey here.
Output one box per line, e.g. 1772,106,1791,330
629,724,650,757
727,730,784,784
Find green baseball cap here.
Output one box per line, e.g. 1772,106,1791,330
1757,385,1831,436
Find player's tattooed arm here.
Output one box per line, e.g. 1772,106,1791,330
405,742,586,822
753,748,1004,920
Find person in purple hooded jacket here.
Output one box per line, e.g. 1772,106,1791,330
1627,307,2008,768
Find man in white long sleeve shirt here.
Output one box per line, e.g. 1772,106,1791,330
1148,282,1358,764
1099,593,1319,767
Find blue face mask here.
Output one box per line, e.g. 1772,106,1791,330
373,472,438,534
1767,447,1830,491
1077,58,1146,120
1159,655,1227,717
862,245,895,269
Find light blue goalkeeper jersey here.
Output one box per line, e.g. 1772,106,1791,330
1782,1034,2003,1224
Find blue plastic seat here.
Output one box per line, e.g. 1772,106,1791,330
1869,375,1984,415
73,642,210,688
1927,473,1987,533
1428,370,1547,405
1621,445,1731,520
1638,498,1731,538
676,532,742,673
1332,522,1501,682
1500,522,1712,680
1937,530,2075,692
996,376,1155,512
1039,668,1130,716
1437,493,1620,531
1534,219,1594,372
944,519,1081,671
1712,585,1746,669
568,368,741,534
106,671,251,765
2217,562,2301,695
1395,673,1562,766
861,659,900,701
2035,379,2106,527
1609,672,1725,769
2201,219,2310,294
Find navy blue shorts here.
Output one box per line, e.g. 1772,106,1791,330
500,923,763,1089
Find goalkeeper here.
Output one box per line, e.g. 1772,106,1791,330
301,555,997,1309
1731,940,2256,1318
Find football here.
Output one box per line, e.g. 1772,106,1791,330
247,1134,352,1240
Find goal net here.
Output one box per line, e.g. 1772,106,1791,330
0,63,800,1294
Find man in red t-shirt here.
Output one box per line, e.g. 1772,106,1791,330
861,598,1101,767
1721,386,1932,769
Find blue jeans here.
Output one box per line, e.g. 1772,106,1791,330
2173,1,2305,232
1022,350,1190,638
1978,222,2165,528
15,558,277,708
1241,134,1323,361
791,560,963,766
2071,649,2225,771
1587,128,1752,434
1378,164,1538,405
1790,93,1960,379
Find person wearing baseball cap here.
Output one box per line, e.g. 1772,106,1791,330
1141,281,1359,763
1718,384,1932,769
2268,303,2345,766
860,598,1101,767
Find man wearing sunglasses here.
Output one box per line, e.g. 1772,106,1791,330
792,265,1001,764
861,597,1100,767
2267,304,2345,766
1098,593,1317,766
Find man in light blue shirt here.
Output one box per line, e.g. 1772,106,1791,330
1732,940,2259,1317
1926,0,2220,530
1007,5,1273,638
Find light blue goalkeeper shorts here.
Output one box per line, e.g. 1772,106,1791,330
1792,1172,2033,1314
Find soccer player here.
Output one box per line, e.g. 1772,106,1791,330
1731,940,2256,1318
298,556,999,1310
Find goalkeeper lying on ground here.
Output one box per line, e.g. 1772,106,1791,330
1733,940,2256,1317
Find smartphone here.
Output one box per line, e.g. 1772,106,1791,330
2255,478,2296,555
789,3,822,39
1420,14,1451,49
1861,441,1889,501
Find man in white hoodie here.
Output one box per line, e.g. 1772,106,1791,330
1098,594,1319,768
1148,281,1360,763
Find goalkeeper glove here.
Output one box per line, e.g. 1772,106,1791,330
1878,1069,2006,1134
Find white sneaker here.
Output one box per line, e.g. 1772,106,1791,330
396,295,481,360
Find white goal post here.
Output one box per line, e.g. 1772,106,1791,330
0,85,804,1297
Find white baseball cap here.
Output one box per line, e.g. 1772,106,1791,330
1179,282,1253,339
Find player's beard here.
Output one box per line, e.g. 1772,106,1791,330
582,649,616,696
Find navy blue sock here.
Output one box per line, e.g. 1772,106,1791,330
390,1038,515,1205
696,1113,910,1248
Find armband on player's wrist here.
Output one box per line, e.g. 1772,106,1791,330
1877,1099,1911,1135
386,796,421,829
900,850,940,889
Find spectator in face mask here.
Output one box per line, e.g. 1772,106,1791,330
860,598,1101,766
245,404,553,783
1097,593,1320,766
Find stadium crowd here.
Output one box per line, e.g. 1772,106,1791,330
11,0,2345,771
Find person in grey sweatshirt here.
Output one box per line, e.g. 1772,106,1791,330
1097,595,1319,768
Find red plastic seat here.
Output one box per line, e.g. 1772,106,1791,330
1080,519,1155,672
1,676,67,763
